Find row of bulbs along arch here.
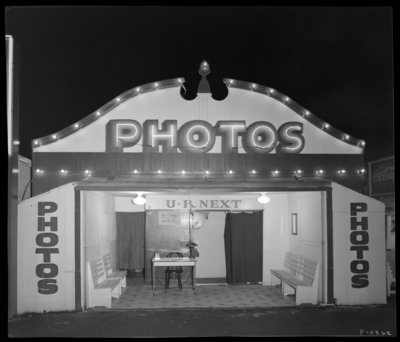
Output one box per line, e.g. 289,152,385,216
35,169,366,174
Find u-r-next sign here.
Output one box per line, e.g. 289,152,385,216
146,197,264,211
106,119,305,154
369,157,394,197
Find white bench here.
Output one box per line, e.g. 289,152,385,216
102,253,127,288
87,258,121,309
270,252,319,305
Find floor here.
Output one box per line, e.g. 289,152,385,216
111,274,296,309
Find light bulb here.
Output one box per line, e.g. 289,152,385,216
133,195,146,205
257,194,270,204
97,111,100,115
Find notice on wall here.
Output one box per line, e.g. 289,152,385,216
159,211,180,225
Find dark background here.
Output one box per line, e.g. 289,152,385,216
5,6,394,162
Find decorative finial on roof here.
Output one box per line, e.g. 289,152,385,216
198,60,211,93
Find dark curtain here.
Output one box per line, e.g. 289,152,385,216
224,212,263,284
116,212,145,270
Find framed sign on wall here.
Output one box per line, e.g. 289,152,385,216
369,157,394,197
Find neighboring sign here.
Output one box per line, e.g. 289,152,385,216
369,157,394,197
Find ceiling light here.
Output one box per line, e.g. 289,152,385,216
257,193,270,204
133,194,146,205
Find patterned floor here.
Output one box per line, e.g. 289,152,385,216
111,277,296,309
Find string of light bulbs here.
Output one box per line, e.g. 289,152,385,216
31,77,366,149
34,168,366,175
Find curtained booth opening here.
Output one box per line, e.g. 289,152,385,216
224,212,263,284
116,212,145,276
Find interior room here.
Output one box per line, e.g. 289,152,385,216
82,190,327,309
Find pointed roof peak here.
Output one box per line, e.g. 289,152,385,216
198,60,211,94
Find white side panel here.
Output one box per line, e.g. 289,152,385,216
34,88,361,155
194,212,226,278
299,192,323,303
17,183,75,314
332,183,386,305
263,194,289,285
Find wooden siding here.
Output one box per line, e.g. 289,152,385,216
32,152,364,196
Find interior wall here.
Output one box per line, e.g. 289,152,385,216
263,193,290,285
115,196,145,212
84,192,117,268
194,212,226,279
288,191,324,301
145,210,191,285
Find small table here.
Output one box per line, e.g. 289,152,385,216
151,257,197,295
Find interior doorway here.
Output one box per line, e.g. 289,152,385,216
224,212,263,284
116,212,145,277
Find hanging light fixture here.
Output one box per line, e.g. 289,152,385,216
133,193,146,205
257,193,270,204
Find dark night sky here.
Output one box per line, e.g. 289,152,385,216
6,6,394,162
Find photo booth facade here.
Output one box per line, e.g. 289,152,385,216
15,62,386,313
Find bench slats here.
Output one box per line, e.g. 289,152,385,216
108,271,127,279
283,262,299,273
297,268,315,280
285,258,299,268
300,263,317,275
272,252,318,290
270,269,311,288
102,254,113,272
95,278,120,290
286,253,301,262
301,259,318,271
